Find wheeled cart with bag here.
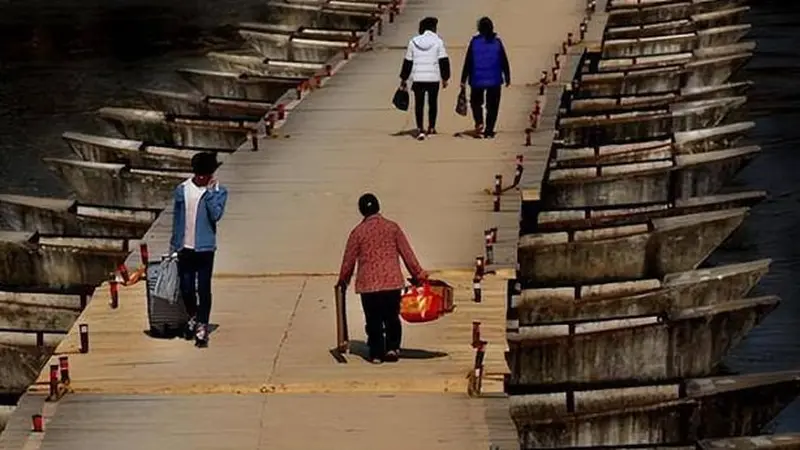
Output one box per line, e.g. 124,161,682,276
146,257,189,338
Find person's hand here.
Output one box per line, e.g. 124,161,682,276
208,178,220,191
442,79,449,89
399,80,407,90
505,81,511,88
335,280,347,290
460,82,466,89
418,270,429,281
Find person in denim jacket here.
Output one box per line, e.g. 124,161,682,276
169,152,228,347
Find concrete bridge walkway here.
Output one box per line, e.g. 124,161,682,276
0,0,586,448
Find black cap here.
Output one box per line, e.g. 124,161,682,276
191,152,220,176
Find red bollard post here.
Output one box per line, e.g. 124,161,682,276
79,324,89,354
296,82,304,100
552,67,560,81
533,100,541,116
471,321,482,348
139,243,149,266
567,32,574,46
59,356,70,384
117,264,129,284
48,364,58,400
31,414,43,432
369,28,374,43
580,21,588,41
109,280,119,309
525,128,532,146
490,227,498,244
277,104,286,121
325,64,333,77
494,174,503,196
484,230,494,265
562,40,568,55
377,18,383,36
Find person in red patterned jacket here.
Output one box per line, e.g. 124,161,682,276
337,193,429,364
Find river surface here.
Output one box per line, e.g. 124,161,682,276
1,0,799,433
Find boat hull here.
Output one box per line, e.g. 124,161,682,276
0,193,155,238
138,89,272,119
606,0,747,27
507,297,777,388
44,158,189,209
64,131,204,171
517,209,747,286
177,69,302,102
516,259,771,324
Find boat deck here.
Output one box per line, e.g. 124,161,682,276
0,0,599,448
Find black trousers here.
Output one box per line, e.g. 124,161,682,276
360,289,402,359
470,85,502,134
411,81,440,131
177,249,215,325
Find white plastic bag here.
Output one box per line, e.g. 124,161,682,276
153,255,180,305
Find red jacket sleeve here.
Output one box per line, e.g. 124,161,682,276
338,228,359,285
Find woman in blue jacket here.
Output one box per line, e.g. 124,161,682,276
460,17,511,139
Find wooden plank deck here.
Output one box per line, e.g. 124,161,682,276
0,0,595,448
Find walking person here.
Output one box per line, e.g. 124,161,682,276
460,17,511,139
337,193,429,364
399,16,451,141
169,152,228,348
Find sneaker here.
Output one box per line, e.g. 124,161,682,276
368,357,383,365
416,129,426,141
195,323,208,348
483,131,496,139
383,350,399,363
184,317,197,341
426,127,437,136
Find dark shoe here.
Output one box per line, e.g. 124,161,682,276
184,317,197,341
383,350,399,363
416,129,426,141
483,131,496,139
426,127,437,136
368,357,383,364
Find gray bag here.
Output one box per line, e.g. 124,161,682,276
153,255,180,304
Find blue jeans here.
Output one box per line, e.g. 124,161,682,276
177,249,215,324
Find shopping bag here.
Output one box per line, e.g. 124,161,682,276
400,282,444,323
153,255,180,305
455,86,468,116
392,87,410,111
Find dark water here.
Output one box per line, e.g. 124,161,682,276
1,0,800,433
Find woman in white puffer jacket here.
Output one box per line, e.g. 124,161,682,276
399,17,451,140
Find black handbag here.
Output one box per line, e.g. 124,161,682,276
392,87,410,111
455,86,468,116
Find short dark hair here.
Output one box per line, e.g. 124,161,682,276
419,17,438,34
358,193,380,217
191,152,219,176
478,17,494,37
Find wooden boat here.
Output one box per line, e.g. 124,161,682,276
557,96,746,146
602,24,751,58
63,131,221,171
514,258,771,324
206,51,325,78
137,89,273,118
0,231,129,292
604,6,751,39
606,0,748,27
517,208,747,286
0,290,83,330
566,81,753,115
238,22,363,42
239,30,351,62
588,41,756,74
509,370,800,448
530,190,764,233
506,296,778,388
97,107,256,150
542,146,761,209
0,193,157,238
176,68,304,102
252,1,376,30
551,121,755,168
575,52,752,97
43,158,190,209
0,405,13,432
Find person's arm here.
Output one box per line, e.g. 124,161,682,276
396,225,427,281
337,229,359,286
169,188,181,254
204,184,228,222
460,40,473,86
437,39,451,83
399,41,413,85
499,39,511,86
